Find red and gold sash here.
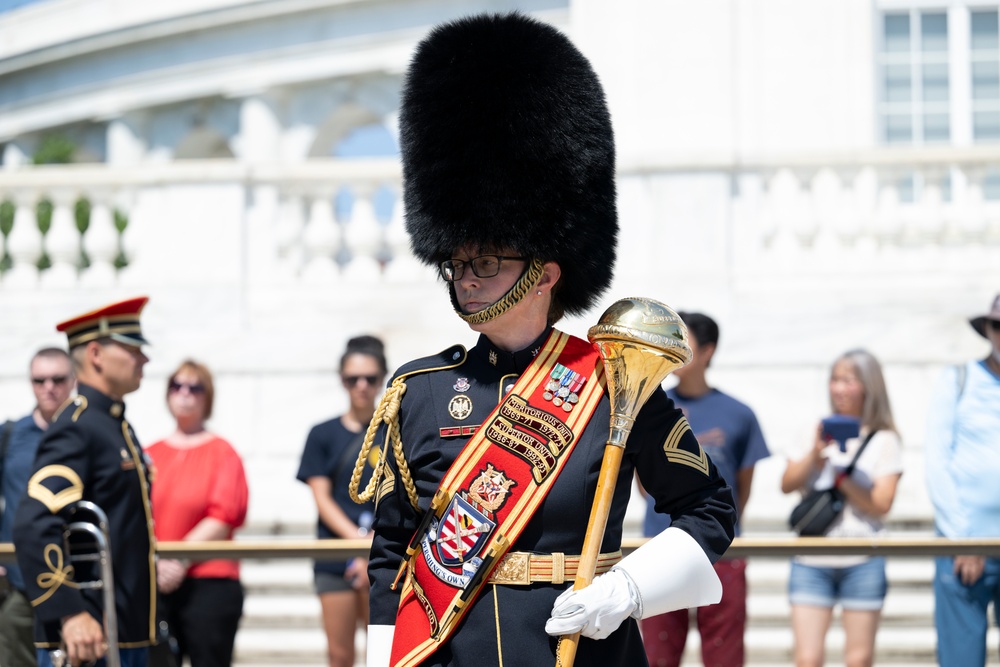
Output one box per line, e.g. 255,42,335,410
389,330,605,667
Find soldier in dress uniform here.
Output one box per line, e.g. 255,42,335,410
14,297,155,667
350,13,737,667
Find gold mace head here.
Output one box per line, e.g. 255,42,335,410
587,297,692,448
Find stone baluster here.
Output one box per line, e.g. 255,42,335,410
809,168,845,259
917,166,947,244
790,167,820,251
873,168,904,251
81,193,121,287
273,191,307,284
752,169,780,253
300,190,340,283
4,194,43,287
342,184,382,282
117,191,142,286
42,191,81,287
957,166,986,241
832,167,869,251
383,188,427,282
764,169,807,260
848,167,880,254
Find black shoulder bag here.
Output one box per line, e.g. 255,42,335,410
788,429,878,537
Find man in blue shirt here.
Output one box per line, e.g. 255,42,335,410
0,348,74,667
641,312,770,667
926,293,1000,667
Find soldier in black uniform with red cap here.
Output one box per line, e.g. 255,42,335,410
350,13,737,667
14,297,155,667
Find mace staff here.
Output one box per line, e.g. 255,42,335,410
556,297,692,667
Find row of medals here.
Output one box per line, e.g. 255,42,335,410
542,369,583,412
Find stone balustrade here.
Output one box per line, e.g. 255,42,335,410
2,148,999,292
0,158,415,289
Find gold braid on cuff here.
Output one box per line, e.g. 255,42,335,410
457,258,545,325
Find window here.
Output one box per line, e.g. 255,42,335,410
879,11,951,144
972,10,1000,140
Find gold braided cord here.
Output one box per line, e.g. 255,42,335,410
457,258,545,325
349,378,419,509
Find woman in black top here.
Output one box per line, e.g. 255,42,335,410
297,335,386,667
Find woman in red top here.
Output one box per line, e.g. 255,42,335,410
147,359,249,667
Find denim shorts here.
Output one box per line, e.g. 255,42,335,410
788,557,888,611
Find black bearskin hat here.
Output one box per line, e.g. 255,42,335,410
400,12,617,317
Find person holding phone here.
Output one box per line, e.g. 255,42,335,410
781,349,904,667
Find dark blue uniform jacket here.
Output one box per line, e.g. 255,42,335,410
368,330,736,667
13,383,156,648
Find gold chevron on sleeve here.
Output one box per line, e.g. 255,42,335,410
661,416,710,476
375,455,396,506
27,465,84,513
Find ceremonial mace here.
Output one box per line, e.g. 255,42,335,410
557,297,692,667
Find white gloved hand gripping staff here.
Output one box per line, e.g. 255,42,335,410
545,527,721,639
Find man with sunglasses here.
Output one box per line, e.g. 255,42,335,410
1,348,75,667
926,293,1000,666
14,297,156,667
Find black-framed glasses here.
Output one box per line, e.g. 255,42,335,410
438,255,527,282
343,375,380,388
31,375,69,386
169,380,205,395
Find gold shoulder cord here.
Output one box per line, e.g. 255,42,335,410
349,377,420,509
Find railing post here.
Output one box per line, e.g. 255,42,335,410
300,191,340,283
342,184,382,282
42,190,81,288
5,193,42,287
81,192,121,288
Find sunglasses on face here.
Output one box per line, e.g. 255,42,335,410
169,380,205,395
343,375,380,388
989,319,1000,332
438,255,527,282
31,376,69,386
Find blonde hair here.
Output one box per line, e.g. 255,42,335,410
831,349,896,432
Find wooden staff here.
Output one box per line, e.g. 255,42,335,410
557,297,691,667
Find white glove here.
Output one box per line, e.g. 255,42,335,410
616,526,722,619
366,625,394,667
544,569,640,640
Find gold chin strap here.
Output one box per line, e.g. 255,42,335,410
457,258,545,325
350,377,420,509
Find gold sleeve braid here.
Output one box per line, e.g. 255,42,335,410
349,377,420,509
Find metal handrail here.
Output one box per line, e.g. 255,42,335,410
6,536,1000,562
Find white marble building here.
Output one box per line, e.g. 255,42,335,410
1,0,998,532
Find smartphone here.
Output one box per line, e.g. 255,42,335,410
821,415,860,451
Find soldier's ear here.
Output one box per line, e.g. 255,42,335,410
538,261,561,291
85,341,104,370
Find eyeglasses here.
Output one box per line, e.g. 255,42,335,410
989,319,1000,332
343,375,380,388
169,380,205,395
438,255,527,282
31,375,69,386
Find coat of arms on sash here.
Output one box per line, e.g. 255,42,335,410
421,464,515,587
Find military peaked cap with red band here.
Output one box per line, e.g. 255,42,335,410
56,296,150,348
